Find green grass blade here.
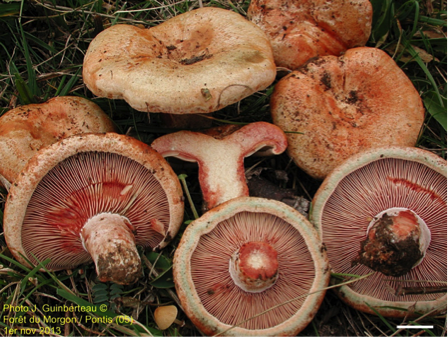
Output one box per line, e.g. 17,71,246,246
370,0,394,44
0,3,21,17
0,252,32,273
19,258,51,297
16,21,40,98
57,288,163,336
58,67,82,96
423,91,447,130
365,303,400,336
14,72,35,104
419,16,447,27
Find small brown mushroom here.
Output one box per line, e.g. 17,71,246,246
270,47,426,180
4,133,184,284
152,122,288,210
83,7,276,114
154,305,179,330
0,96,115,186
247,0,372,69
311,146,446,317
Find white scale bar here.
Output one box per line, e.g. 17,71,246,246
397,325,433,329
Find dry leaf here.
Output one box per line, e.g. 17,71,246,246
385,43,439,63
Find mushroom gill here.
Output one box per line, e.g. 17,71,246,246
21,151,170,271
189,211,316,330
311,147,446,317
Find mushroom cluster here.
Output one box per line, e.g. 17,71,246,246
153,122,330,335
1,2,445,336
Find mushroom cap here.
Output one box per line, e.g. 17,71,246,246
82,7,277,114
311,146,447,317
0,96,116,184
4,132,184,271
174,197,330,336
154,305,178,330
247,0,372,69
270,47,425,180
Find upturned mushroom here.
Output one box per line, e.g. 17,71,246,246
247,0,372,69
82,7,277,115
0,96,115,186
152,122,330,335
270,47,425,180
4,133,184,285
311,146,446,317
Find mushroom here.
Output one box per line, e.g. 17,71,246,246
3,133,184,285
310,146,447,317
0,96,115,186
154,305,180,330
174,197,329,335
152,122,288,210
270,47,426,180
82,7,276,115
247,0,372,70
152,122,330,335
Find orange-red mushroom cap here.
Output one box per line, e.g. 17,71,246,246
0,96,115,184
271,47,425,180
247,0,372,69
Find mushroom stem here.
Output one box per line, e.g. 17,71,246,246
353,208,431,277
229,241,279,293
80,212,141,284
152,122,288,210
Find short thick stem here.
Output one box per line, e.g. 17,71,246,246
354,208,431,277
229,241,279,293
81,213,141,284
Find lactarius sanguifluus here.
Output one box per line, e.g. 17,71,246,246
82,7,276,114
4,133,184,284
152,122,330,335
152,122,288,211
0,96,115,186
311,146,447,317
247,0,372,69
271,47,425,180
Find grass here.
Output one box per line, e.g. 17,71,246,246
0,0,446,336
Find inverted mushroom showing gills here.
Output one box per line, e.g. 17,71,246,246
247,0,372,69
4,133,184,285
175,197,330,336
0,96,115,185
311,146,447,317
83,7,276,114
270,47,425,180
153,122,330,335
